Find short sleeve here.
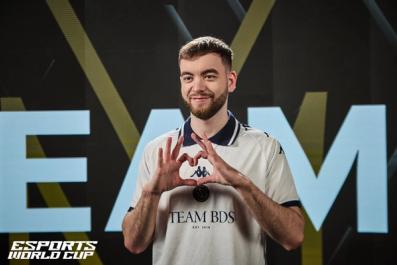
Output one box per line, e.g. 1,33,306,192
264,139,301,207
130,146,153,208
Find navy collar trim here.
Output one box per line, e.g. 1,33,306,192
179,111,241,147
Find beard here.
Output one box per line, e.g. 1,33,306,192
183,87,228,120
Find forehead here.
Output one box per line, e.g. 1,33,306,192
179,53,226,74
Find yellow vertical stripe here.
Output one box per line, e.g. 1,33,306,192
46,0,140,159
231,0,276,74
293,92,327,265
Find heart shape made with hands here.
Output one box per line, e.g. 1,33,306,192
151,133,211,192
175,150,212,203
176,149,209,169
153,131,237,194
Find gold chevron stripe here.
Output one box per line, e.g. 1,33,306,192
1,97,103,265
293,92,327,265
231,0,276,74
46,0,140,159
8,234,29,265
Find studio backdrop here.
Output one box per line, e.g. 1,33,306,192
1,0,397,265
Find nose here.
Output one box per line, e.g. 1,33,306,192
191,77,206,93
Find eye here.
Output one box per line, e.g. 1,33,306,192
204,74,216,81
181,75,193,82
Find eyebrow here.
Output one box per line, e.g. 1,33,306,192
180,71,193,76
201,68,219,76
180,68,219,77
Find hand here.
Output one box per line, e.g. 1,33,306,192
191,133,244,187
145,136,197,194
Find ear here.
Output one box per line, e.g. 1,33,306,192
227,70,237,93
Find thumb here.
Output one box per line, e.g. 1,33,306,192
197,176,216,185
180,179,197,186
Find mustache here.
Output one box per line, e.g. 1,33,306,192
188,92,214,98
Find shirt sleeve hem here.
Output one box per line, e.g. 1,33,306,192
280,200,301,208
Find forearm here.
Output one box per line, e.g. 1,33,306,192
235,174,304,250
122,190,161,254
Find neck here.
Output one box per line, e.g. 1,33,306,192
190,103,229,139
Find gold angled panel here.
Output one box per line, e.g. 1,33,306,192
1,97,104,265
293,92,327,265
46,0,140,159
231,0,276,74
8,234,30,265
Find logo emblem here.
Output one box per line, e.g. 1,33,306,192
192,185,210,202
190,166,210,178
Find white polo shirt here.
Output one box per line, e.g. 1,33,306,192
131,112,300,265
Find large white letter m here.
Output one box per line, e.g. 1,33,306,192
249,105,388,233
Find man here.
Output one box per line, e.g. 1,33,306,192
122,36,304,265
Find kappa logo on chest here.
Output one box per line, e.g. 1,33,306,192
189,166,211,178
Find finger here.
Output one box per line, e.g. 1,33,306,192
197,175,217,185
203,132,209,140
177,153,192,164
157,147,163,167
202,135,216,155
187,155,195,166
164,137,172,161
178,153,196,167
191,133,207,151
200,132,216,155
180,178,197,186
193,150,208,166
171,136,183,160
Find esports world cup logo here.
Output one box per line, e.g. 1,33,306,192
8,241,98,260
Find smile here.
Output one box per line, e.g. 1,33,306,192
191,96,210,100
190,97,211,104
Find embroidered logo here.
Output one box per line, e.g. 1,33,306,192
190,166,210,178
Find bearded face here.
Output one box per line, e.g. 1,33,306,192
179,53,236,120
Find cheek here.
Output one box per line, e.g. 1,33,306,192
181,86,189,99
210,81,227,95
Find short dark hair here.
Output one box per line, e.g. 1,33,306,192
178,36,233,69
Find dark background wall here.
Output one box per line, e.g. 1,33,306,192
1,0,396,264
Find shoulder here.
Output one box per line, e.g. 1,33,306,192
238,124,279,147
237,124,285,159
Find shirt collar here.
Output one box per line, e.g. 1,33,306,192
179,111,241,147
